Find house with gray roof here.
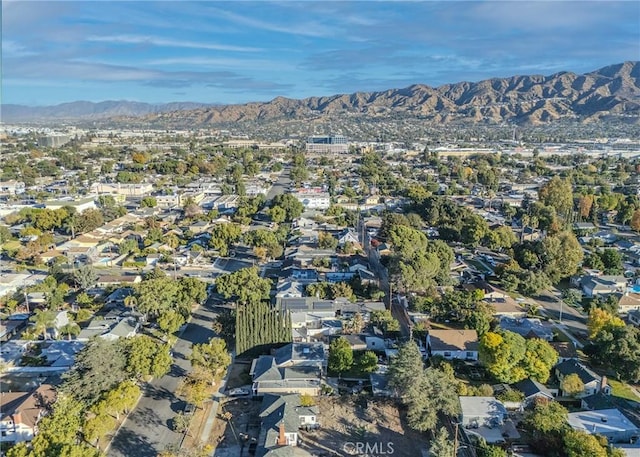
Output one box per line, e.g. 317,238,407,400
568,409,640,443
512,378,554,407
499,316,554,341
555,359,611,398
250,356,321,397
256,394,318,457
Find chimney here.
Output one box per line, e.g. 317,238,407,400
277,422,287,446
600,375,608,393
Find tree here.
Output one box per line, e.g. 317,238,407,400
158,310,185,335
140,196,157,208
74,265,97,290
521,338,558,383
479,331,527,383
84,413,116,447
268,206,286,224
600,248,623,274
328,336,353,375
189,338,231,383
370,309,400,333
215,267,271,305
563,430,607,457
29,308,56,339
62,338,127,405
317,231,338,250
541,231,583,283
357,351,378,374
388,341,423,396
539,176,573,218
135,276,181,319
587,308,625,339
524,400,568,454
172,411,192,434
97,380,141,420
124,335,172,379
271,194,304,221
208,223,242,256
631,209,640,232
181,376,209,408
429,427,454,457
586,325,640,382
300,394,315,407
59,322,80,340
405,368,459,432
560,373,585,397
75,209,104,234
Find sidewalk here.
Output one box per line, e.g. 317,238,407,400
199,352,235,445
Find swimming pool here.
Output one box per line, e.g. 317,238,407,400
632,284,640,294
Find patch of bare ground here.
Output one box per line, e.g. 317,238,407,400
208,398,262,456
299,395,427,457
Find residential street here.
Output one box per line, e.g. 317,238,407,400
533,288,588,337
107,301,220,457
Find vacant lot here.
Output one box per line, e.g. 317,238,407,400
209,397,262,457
299,395,426,457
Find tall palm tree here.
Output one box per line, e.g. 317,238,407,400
29,309,56,340
124,295,138,311
59,322,80,340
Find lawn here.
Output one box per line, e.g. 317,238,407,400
608,379,640,402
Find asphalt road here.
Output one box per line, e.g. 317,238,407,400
533,289,588,336
108,300,220,457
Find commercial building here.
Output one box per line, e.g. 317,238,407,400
305,135,349,154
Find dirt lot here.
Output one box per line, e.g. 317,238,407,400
299,395,427,457
208,397,262,457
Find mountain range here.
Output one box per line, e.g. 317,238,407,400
3,61,639,126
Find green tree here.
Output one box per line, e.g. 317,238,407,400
189,338,231,383
539,176,573,218
563,430,607,457
560,373,585,397
62,338,127,405
29,308,56,339
541,231,583,283
84,413,116,447
521,338,558,383
429,427,454,457
406,367,459,432
215,267,271,305
172,411,192,434
388,341,423,396
158,309,186,335
268,206,286,224
523,400,568,454
140,196,157,208
356,351,378,374
479,331,527,383
586,324,640,382
271,193,304,221
317,231,338,250
124,335,172,379
74,265,97,290
328,336,353,375
59,322,80,340
208,222,242,256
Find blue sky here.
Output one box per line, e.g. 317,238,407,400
3,1,639,106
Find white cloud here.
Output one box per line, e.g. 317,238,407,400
86,34,261,52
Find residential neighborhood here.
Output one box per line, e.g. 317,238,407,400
1,120,640,457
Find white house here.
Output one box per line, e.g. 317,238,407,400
0,385,56,444
568,409,640,443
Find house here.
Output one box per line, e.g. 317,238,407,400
499,317,554,341
275,280,305,299
427,329,479,361
549,342,579,362
0,385,56,443
77,316,139,341
555,359,611,398
273,343,325,369
512,378,554,407
95,274,142,287
581,275,628,298
617,293,640,314
336,229,359,246
629,309,640,327
250,356,321,397
256,394,318,457
460,396,507,428
568,409,640,443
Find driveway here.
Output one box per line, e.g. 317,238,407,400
107,301,220,457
